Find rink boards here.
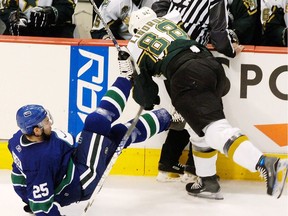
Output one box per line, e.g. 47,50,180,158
0,36,287,180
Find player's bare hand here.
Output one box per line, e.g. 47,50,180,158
233,43,244,56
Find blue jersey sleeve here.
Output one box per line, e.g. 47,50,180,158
11,164,29,204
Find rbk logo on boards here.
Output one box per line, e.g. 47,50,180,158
69,46,109,137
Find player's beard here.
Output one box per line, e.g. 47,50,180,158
41,131,51,141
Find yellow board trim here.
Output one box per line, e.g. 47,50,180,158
2,142,287,181
192,149,218,158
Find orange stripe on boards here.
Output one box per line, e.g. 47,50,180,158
0,36,287,54
0,35,80,45
255,124,288,147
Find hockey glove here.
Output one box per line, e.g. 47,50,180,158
8,10,28,36
30,6,58,28
151,0,170,17
227,29,239,44
133,71,160,110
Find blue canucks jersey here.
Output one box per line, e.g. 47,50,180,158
8,129,80,215
7,77,172,215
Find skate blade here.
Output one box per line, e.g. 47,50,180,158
273,159,288,198
181,173,198,183
156,171,182,182
188,191,224,200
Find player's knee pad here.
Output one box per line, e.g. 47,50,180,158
186,126,209,148
83,108,112,135
204,119,245,155
192,144,218,177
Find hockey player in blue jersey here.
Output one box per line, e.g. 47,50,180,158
8,52,172,215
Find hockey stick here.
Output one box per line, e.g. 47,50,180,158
81,106,144,215
89,0,141,76
81,4,145,214
0,19,6,35
89,0,121,52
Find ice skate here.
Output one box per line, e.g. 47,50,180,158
181,165,197,183
256,156,288,198
186,175,224,200
118,47,135,80
156,163,185,182
169,109,186,130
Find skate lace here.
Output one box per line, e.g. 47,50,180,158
119,60,133,78
257,166,268,182
191,177,203,189
177,163,185,169
171,110,185,123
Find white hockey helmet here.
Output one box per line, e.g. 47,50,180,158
128,7,157,35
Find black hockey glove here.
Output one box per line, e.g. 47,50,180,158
133,71,160,110
151,0,170,17
30,6,58,28
227,29,239,44
8,10,28,36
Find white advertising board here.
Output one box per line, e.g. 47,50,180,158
0,41,287,153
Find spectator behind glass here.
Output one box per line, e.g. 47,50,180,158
227,0,262,45
0,0,76,38
260,0,287,46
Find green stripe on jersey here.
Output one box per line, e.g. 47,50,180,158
141,113,158,137
11,172,26,186
29,194,54,213
55,158,75,195
103,87,125,111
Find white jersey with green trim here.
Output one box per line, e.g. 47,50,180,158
127,10,189,65
261,0,288,25
92,0,156,40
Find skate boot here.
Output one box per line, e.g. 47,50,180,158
181,165,197,183
156,162,185,182
169,109,186,131
118,47,135,81
23,204,32,213
186,175,223,200
256,155,282,196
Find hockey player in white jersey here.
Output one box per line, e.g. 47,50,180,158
90,0,156,39
260,0,287,46
126,7,288,200
8,53,172,215
151,0,254,183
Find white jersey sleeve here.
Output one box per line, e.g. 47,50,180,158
261,0,288,25
92,0,138,39
53,129,74,147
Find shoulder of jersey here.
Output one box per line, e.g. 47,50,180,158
53,129,74,146
163,9,182,24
